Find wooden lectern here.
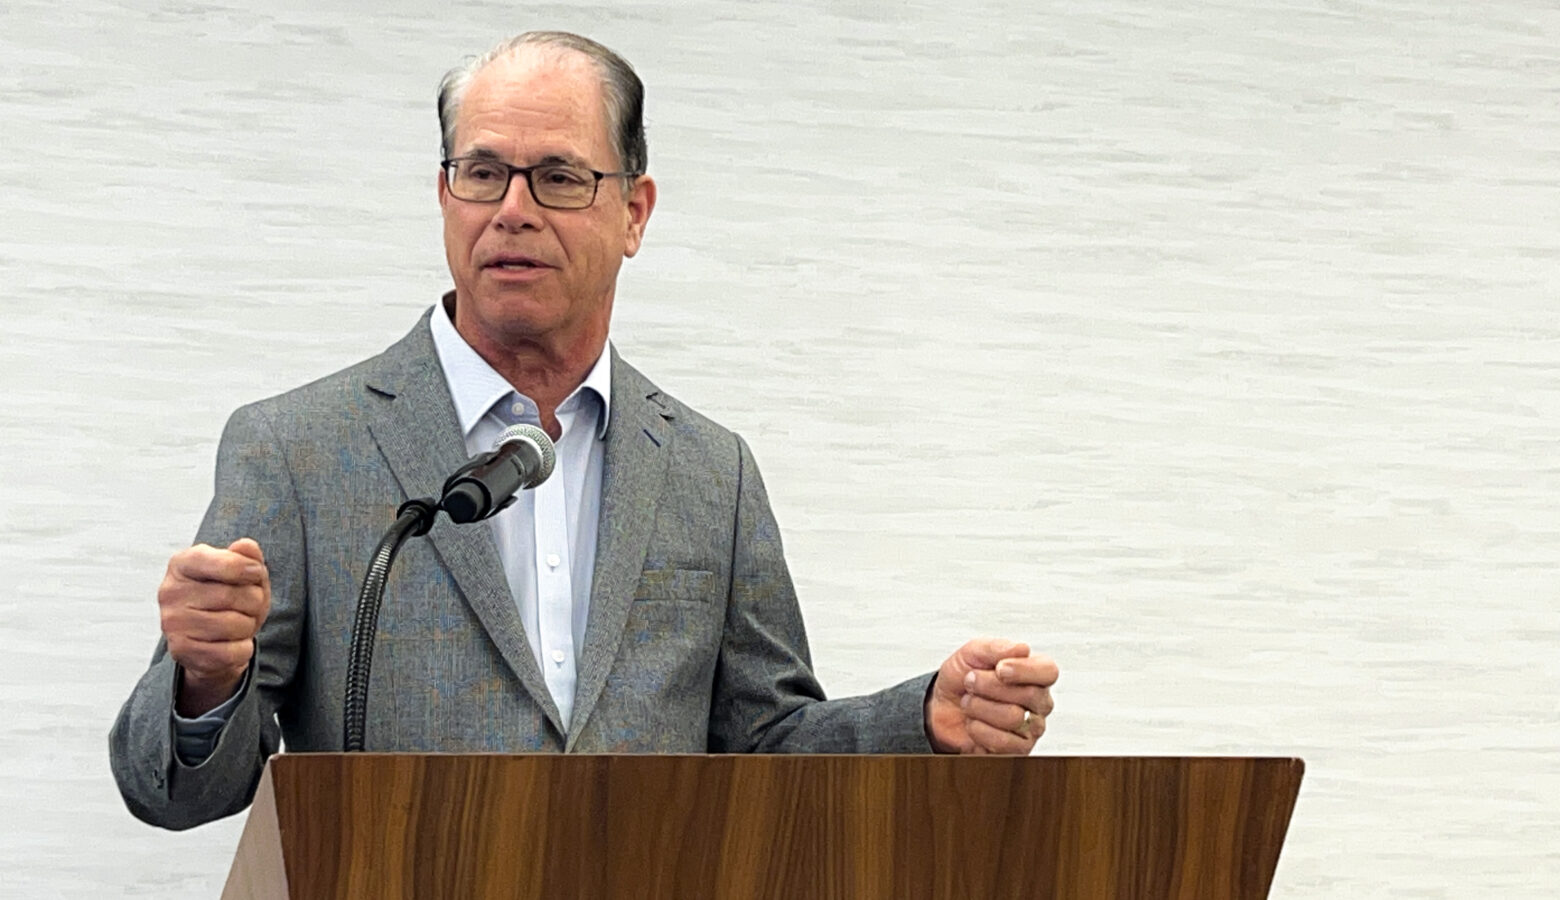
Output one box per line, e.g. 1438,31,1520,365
222,754,1303,899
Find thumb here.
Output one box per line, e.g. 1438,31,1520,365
228,537,266,565
954,638,1030,673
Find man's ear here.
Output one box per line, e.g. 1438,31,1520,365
623,175,657,258
437,167,450,208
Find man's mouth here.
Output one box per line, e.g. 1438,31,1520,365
485,255,550,270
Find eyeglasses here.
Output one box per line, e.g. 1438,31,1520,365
441,157,640,209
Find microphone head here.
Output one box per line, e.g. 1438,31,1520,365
493,423,557,486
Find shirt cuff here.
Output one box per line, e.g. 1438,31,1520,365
171,667,250,768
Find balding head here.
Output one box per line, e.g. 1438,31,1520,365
438,32,648,176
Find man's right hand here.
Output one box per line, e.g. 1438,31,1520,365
159,538,271,717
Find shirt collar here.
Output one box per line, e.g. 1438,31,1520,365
429,293,612,440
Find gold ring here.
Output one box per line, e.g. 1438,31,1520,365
1016,708,1033,737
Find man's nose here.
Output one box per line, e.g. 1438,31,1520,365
491,172,544,232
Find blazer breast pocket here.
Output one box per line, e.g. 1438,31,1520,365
633,567,722,603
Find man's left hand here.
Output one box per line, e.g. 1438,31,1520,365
925,639,1058,755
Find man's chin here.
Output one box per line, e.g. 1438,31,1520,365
453,292,559,342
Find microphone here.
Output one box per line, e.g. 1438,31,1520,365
440,424,557,524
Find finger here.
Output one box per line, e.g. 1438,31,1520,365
160,577,269,618
961,688,1053,730
967,718,1037,755
169,545,266,586
960,694,1032,733
1033,686,1055,718
964,670,1051,708
995,654,1060,688
162,606,262,643
166,634,255,675
954,638,1032,672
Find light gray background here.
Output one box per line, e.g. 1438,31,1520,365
2,1,1556,896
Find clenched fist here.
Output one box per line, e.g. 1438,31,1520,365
158,538,271,717
924,638,1058,755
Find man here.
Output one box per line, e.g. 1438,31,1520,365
110,31,1059,831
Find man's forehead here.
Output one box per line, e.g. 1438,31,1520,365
454,51,609,153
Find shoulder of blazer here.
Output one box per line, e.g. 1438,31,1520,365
220,310,440,448
609,348,748,458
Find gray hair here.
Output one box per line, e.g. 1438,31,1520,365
437,31,648,176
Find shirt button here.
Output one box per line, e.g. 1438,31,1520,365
546,553,561,568
510,400,526,416
551,649,566,664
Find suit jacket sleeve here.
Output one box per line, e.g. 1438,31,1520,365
708,435,936,754
109,401,307,830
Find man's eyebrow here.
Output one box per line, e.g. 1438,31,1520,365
457,147,591,168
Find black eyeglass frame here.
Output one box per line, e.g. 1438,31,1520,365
440,157,641,209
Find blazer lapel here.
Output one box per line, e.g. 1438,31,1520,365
566,350,672,749
363,314,565,735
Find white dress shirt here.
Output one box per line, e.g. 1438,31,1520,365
428,299,610,732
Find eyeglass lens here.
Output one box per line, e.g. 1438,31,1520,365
448,160,597,208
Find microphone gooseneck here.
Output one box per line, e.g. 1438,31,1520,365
342,498,438,752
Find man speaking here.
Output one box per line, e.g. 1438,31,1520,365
110,31,1059,831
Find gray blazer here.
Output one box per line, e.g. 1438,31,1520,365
110,311,934,830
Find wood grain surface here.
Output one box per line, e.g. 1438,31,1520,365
237,754,1303,899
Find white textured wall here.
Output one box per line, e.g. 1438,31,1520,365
1,1,1556,895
